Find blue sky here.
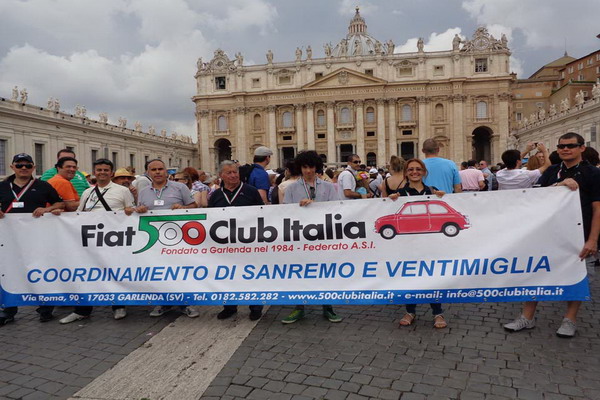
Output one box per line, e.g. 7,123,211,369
0,0,598,140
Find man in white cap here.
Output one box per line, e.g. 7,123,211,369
248,146,273,204
368,167,382,197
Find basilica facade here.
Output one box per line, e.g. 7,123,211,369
193,9,514,171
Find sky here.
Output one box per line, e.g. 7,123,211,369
0,0,598,141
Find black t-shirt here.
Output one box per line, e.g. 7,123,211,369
208,183,264,208
0,175,62,214
538,160,600,240
397,182,437,197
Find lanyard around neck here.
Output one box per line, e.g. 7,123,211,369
11,178,35,201
302,178,316,200
224,183,243,205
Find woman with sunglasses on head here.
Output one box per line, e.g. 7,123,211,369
393,158,447,329
174,171,205,207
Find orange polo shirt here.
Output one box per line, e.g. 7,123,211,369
48,174,79,202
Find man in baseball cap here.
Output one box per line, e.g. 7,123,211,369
248,146,274,204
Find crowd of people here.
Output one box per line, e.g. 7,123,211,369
1,131,599,338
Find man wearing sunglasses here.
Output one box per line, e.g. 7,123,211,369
338,154,369,200
0,153,64,326
504,132,600,338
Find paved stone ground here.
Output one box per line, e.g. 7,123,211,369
201,280,600,400
0,306,178,400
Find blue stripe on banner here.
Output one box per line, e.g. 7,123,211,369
0,278,590,307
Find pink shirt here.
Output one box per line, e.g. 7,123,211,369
459,168,484,190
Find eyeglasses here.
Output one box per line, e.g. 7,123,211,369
407,167,424,172
351,160,361,164
557,143,583,149
14,163,34,169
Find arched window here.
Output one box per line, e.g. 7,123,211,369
366,107,375,124
282,111,293,128
253,113,262,130
435,103,444,120
317,110,325,127
217,115,227,131
340,107,351,124
476,101,488,119
402,104,412,121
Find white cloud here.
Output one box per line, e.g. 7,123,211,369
395,28,464,53
462,0,599,50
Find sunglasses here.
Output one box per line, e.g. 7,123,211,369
557,143,582,149
14,163,34,169
407,167,424,172
351,160,361,164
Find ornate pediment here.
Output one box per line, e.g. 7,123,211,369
303,68,387,89
198,49,236,75
460,27,509,53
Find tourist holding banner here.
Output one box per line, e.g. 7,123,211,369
392,158,448,329
282,150,342,324
0,153,64,326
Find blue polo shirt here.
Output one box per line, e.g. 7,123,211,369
423,157,461,193
247,164,270,191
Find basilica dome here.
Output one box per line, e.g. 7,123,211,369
331,7,385,57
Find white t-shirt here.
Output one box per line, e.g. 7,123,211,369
78,181,136,212
338,168,357,200
496,168,541,190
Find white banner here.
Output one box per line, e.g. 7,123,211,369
0,188,589,307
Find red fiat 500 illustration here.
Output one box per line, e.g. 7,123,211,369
374,200,470,239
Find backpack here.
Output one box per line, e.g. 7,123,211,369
238,164,255,184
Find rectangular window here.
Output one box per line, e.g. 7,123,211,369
561,71,565,79
215,76,226,90
66,146,75,152
315,72,323,79
251,78,260,88
597,54,600,61
91,149,98,164
0,139,6,175
144,155,149,166
587,58,593,65
317,133,326,139
282,135,292,141
578,62,583,70
130,154,135,168
366,131,375,137
578,74,584,81
433,65,444,76
364,69,373,76
34,143,44,175
535,92,542,97
112,152,118,168
568,66,574,73
402,130,413,136
515,112,522,121
591,125,597,143
475,58,488,73
515,94,523,98
516,103,523,108
398,67,413,76
597,66,600,74
278,75,291,85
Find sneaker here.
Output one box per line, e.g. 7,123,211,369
323,309,342,323
39,313,54,323
281,309,304,324
249,310,262,321
149,306,172,317
113,308,127,320
556,318,577,338
503,315,535,332
217,308,237,320
0,316,15,326
183,306,200,318
59,313,88,324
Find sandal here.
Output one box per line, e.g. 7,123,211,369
433,314,447,329
399,313,416,326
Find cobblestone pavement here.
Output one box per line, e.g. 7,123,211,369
201,281,600,400
0,306,178,400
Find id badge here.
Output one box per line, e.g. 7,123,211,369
154,199,165,206
12,202,25,208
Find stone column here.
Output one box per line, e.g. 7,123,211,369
376,98,387,167
355,100,365,162
267,105,279,167
326,101,336,165
451,94,465,162
417,96,429,157
295,104,305,152
235,107,247,164
387,99,397,158
496,93,510,163
198,110,211,172
306,102,315,150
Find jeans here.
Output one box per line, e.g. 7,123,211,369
406,303,443,315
